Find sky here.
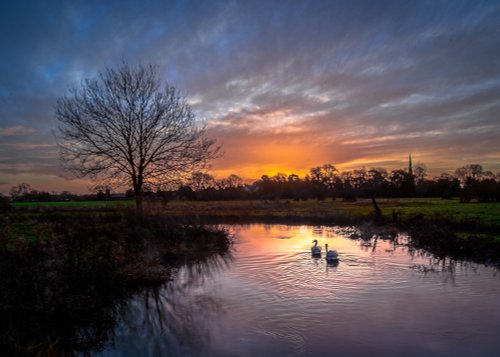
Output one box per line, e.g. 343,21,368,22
1,0,500,194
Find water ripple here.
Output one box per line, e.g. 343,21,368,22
97,224,500,357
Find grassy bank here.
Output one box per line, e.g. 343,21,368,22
0,209,231,355
152,198,500,227
12,200,135,209
12,198,500,227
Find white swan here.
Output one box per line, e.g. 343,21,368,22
311,240,321,256
325,243,339,262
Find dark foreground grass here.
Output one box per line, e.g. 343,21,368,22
0,209,231,355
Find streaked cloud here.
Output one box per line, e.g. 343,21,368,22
0,126,37,137
1,0,499,193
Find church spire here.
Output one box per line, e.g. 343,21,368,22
408,153,413,177
407,153,416,197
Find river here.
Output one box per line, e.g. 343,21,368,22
95,224,500,356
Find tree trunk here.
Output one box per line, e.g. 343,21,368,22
370,193,383,222
135,194,143,217
134,183,144,219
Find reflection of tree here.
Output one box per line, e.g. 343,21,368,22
347,225,495,285
0,244,232,356
176,250,234,288
105,252,233,356
0,289,125,355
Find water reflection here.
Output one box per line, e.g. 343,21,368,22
6,224,495,355
0,247,233,356
96,252,233,356
96,224,500,356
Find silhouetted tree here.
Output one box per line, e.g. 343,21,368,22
455,164,483,186
388,169,415,197
352,168,367,190
435,173,459,199
414,162,427,183
466,164,483,180
9,183,32,201
366,168,388,196
177,185,196,200
189,172,216,191
482,171,497,181
37,191,52,201
56,62,219,212
309,164,339,190
412,162,428,196
272,173,287,183
219,174,243,189
476,178,498,202
460,177,476,203
339,171,356,201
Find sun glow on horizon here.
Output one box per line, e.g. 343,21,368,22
1,1,500,194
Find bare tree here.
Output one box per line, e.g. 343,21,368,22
414,162,427,182
56,62,219,210
455,164,483,185
309,164,339,189
218,174,243,189
188,172,216,191
9,182,32,201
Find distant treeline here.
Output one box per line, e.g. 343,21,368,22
5,163,500,204
170,163,499,203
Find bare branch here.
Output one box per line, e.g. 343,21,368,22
55,62,220,200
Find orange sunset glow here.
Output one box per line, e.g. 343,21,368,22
1,1,499,194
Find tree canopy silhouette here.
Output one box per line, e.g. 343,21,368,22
56,62,219,210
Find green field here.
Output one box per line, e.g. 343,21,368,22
11,197,500,227
159,198,500,226
12,200,135,208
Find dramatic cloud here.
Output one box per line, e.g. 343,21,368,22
1,0,499,193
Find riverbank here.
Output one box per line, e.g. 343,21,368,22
12,197,500,228
0,210,231,355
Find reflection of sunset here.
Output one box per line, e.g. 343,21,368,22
102,223,500,355
231,224,414,261
217,225,491,327
226,224,426,299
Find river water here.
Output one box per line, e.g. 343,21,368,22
95,224,500,356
